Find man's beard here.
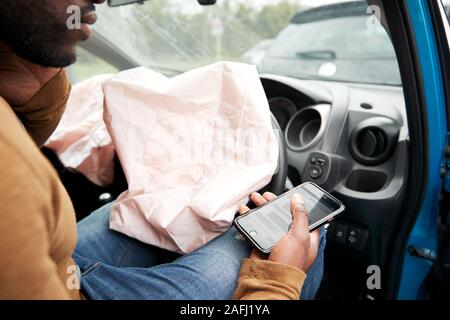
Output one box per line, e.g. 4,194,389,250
0,2,78,68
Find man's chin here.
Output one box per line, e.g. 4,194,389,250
5,28,89,68
44,53,77,68
15,45,78,68
41,50,78,68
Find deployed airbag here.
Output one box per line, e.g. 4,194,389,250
103,62,278,253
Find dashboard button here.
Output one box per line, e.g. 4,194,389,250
309,165,322,179
334,224,347,244
346,228,360,248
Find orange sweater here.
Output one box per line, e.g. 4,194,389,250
0,69,306,300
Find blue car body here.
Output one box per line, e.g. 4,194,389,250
398,0,448,299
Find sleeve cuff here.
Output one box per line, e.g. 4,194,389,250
233,258,306,300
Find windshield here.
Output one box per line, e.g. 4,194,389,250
261,2,401,85
90,0,401,86
269,17,395,59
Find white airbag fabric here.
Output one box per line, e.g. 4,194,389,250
46,74,115,186
103,62,278,253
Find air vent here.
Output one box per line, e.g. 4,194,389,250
285,104,330,151
356,128,386,158
350,118,400,166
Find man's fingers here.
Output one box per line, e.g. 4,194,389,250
249,249,267,260
238,204,250,215
308,229,321,261
309,229,320,251
240,192,276,215
250,192,267,206
289,193,310,240
262,192,276,201
240,192,277,216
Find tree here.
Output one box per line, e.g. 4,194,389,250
115,0,308,72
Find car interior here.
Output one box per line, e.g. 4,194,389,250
260,70,408,300
41,0,445,300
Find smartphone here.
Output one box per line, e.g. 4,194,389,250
234,182,345,253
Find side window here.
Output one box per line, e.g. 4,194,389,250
68,47,119,83
442,0,450,21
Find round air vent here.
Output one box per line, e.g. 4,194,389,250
285,104,330,151
356,128,386,158
269,97,298,130
350,118,400,166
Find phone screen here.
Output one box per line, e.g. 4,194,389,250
235,182,343,252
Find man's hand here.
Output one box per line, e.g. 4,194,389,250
239,192,320,273
0,42,60,106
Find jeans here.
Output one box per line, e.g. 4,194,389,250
73,202,326,300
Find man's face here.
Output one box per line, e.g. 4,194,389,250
0,0,105,68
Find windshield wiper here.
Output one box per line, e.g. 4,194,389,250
146,64,184,76
271,70,401,86
295,50,336,60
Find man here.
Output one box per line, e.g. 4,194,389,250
0,0,324,300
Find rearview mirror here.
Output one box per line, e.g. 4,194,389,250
107,0,145,7
107,0,217,7
197,0,217,5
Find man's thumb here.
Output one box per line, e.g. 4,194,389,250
289,193,310,240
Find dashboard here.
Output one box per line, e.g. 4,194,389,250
260,74,409,262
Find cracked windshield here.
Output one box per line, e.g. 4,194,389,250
71,0,401,86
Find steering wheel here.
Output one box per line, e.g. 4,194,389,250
258,113,288,196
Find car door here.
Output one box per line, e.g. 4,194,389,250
418,0,450,299
377,0,449,299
